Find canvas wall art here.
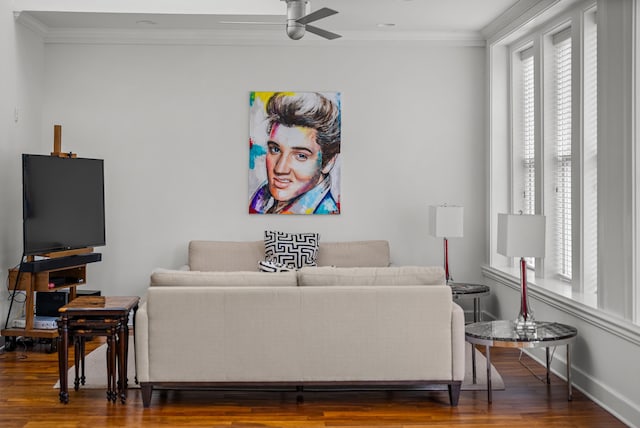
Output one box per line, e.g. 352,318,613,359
249,91,341,215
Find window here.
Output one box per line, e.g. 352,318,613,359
502,4,599,309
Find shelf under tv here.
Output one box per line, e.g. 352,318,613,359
2,248,101,352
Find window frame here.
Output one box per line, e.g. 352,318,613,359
493,2,601,311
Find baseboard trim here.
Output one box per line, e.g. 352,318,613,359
523,347,639,428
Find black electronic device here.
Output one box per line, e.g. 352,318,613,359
35,289,102,317
20,253,102,273
36,291,69,317
22,154,106,256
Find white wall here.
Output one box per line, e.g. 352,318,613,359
30,42,486,299
0,8,45,329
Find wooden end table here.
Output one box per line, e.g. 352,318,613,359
57,295,139,404
465,320,578,404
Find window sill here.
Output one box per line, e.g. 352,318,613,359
486,264,598,308
482,265,640,346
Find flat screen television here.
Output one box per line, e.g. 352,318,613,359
22,154,106,256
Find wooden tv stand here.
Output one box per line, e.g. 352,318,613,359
1,249,101,352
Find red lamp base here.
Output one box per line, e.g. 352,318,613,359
515,257,536,331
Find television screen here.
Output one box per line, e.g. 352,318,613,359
22,154,106,256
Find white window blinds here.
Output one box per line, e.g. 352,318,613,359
521,50,535,217
553,32,572,279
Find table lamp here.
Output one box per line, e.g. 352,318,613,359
497,213,546,331
429,205,464,284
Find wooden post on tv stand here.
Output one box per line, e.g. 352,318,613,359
46,123,90,298
51,124,76,158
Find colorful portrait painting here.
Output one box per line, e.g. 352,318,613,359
249,91,341,215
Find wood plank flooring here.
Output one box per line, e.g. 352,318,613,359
0,338,627,427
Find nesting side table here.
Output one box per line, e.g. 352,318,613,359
57,295,139,404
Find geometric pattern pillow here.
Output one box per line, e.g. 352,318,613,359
258,259,295,273
264,230,320,269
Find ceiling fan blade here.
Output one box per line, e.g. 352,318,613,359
305,24,341,40
296,7,338,25
219,21,282,25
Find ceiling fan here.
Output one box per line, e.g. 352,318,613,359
224,1,341,41
283,0,341,40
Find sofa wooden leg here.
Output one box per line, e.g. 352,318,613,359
141,383,153,407
296,386,304,403
448,382,461,406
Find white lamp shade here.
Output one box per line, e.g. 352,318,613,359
497,213,546,257
429,205,464,238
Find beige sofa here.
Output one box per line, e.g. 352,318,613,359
135,240,465,407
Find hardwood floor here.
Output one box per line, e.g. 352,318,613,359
0,338,627,427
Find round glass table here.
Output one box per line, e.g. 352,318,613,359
465,320,578,403
449,282,490,323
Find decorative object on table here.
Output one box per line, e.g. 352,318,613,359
497,213,546,331
429,204,464,284
248,91,341,215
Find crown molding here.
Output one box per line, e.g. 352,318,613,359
481,0,560,43
14,11,48,38
12,0,283,16
15,12,486,47
481,0,590,45
42,29,486,47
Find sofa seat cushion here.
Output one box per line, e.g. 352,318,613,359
298,266,445,287
150,269,298,287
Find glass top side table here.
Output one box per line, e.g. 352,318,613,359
465,320,578,403
450,282,490,382
449,282,490,323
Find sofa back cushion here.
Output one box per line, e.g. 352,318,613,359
189,240,265,272
188,239,391,272
151,269,298,287
298,266,445,287
316,240,390,267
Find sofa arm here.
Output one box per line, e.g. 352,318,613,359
451,303,465,381
134,301,150,383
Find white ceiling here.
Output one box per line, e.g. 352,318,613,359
14,0,542,44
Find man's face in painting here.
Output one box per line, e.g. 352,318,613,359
265,123,331,202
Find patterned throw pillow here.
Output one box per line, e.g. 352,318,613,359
258,260,295,273
264,230,320,269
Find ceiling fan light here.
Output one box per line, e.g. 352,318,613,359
286,22,305,40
